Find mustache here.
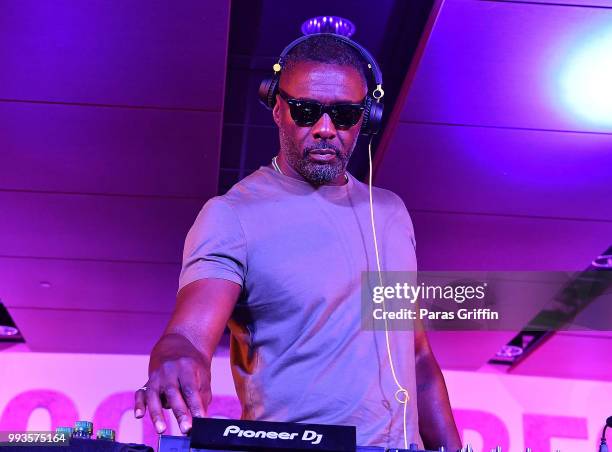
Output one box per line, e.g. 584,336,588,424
302,142,341,158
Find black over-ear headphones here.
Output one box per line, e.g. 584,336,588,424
258,33,384,136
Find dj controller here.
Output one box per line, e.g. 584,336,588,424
160,433,454,452
159,417,441,452
1,417,597,452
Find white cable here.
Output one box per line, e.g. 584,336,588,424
367,135,410,450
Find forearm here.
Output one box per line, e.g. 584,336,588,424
161,278,241,363
416,350,461,451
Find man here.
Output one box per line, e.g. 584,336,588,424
134,34,461,450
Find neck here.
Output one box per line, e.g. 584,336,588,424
274,153,347,186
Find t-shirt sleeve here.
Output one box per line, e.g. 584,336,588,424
396,195,416,252
382,191,417,270
178,197,247,292
385,192,416,246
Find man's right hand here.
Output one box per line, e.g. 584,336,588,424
133,278,242,435
134,333,211,434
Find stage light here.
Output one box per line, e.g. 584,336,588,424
592,252,612,269
0,325,19,337
301,16,355,37
559,30,612,128
0,302,24,343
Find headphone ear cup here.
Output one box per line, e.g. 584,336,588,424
361,97,383,135
360,97,372,135
258,77,278,110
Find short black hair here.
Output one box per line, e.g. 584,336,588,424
281,34,368,87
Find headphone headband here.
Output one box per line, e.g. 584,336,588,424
275,33,383,96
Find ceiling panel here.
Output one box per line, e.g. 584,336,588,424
0,257,179,313
401,0,612,133
0,103,220,197
0,192,203,262
376,123,612,221
409,211,612,270
483,0,612,7
8,308,170,354
0,0,230,109
0,0,231,356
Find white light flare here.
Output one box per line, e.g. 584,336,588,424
559,30,612,128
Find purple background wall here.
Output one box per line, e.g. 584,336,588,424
0,0,231,353
374,0,612,380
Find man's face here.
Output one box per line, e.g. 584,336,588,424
273,61,367,185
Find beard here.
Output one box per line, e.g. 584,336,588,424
279,128,355,186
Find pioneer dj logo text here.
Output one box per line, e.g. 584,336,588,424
223,425,323,445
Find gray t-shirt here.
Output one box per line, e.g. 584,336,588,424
179,166,421,448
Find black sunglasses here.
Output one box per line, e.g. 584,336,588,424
278,89,365,130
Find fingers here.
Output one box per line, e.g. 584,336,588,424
179,372,207,419
134,387,147,419
145,384,167,434
162,384,193,434
134,356,211,435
